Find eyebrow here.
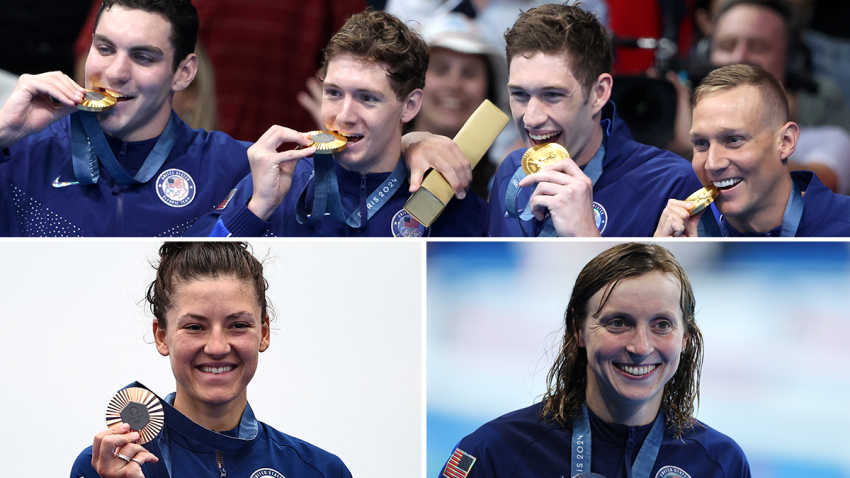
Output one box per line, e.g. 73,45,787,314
93,33,165,57
323,81,385,98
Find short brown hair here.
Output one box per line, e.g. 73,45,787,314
694,64,790,126
540,243,703,439
320,10,429,101
146,242,272,327
504,2,613,94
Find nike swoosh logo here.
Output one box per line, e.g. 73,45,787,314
52,176,80,188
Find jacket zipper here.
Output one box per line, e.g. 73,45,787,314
215,450,227,478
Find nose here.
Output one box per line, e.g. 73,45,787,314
523,97,548,129
626,327,652,357
104,53,131,85
729,44,751,65
335,97,357,128
205,327,230,357
703,143,729,172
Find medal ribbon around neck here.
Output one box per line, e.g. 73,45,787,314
718,179,803,237
571,402,664,478
70,111,178,186
296,154,407,228
505,134,606,237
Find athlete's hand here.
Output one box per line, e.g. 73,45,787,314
654,199,703,237
246,125,316,221
91,423,159,478
0,72,85,149
296,75,324,130
401,131,471,200
518,158,600,237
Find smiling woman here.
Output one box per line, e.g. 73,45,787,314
70,242,351,478
439,243,751,478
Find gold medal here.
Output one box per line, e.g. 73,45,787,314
684,186,719,215
77,89,118,112
308,130,347,154
105,387,164,444
521,143,570,176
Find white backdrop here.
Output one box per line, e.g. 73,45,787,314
0,240,422,478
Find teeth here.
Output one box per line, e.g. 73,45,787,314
617,364,657,376
528,131,560,141
441,97,462,109
713,178,742,189
199,365,235,374
100,88,130,98
340,133,363,139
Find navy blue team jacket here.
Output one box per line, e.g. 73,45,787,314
0,111,251,236
488,102,701,237
71,383,350,478
441,403,750,478
186,157,488,237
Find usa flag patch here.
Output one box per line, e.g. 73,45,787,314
442,448,476,478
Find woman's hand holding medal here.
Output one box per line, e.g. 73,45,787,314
91,423,159,478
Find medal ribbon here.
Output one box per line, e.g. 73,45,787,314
717,179,803,237
505,133,606,237
571,402,664,478
70,111,178,185
296,155,407,227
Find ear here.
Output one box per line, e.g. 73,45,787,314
153,320,170,357
589,73,613,116
259,315,270,353
681,333,689,353
575,317,586,348
171,53,199,92
778,121,799,161
400,89,424,124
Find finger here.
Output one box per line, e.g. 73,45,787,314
117,443,159,464
408,167,425,193
92,423,130,464
519,169,577,188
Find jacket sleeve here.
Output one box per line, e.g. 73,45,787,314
183,173,271,237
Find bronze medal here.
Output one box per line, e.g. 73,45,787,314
685,186,719,215
521,143,570,176
105,387,164,444
77,89,118,112
308,130,347,154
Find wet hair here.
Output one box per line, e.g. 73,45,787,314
94,0,199,72
320,10,429,101
694,64,790,126
146,242,271,327
540,243,703,439
504,2,613,95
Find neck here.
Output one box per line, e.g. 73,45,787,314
337,140,402,174
585,374,661,426
172,388,247,432
725,172,794,233
571,122,603,168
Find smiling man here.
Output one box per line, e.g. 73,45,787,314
655,64,850,237
187,10,486,237
0,0,257,236
487,3,701,237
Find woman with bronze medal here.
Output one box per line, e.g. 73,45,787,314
71,242,351,478
440,243,751,478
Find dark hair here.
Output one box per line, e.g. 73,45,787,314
94,0,199,71
540,243,703,439
504,2,613,95
320,10,429,100
715,0,794,39
146,242,271,327
694,64,790,125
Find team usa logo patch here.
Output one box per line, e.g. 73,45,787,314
155,168,196,208
391,209,430,237
655,465,691,478
593,201,608,234
249,468,286,478
443,448,476,478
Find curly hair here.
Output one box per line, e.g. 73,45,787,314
540,243,703,439
146,242,272,327
504,1,613,95
320,10,429,100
